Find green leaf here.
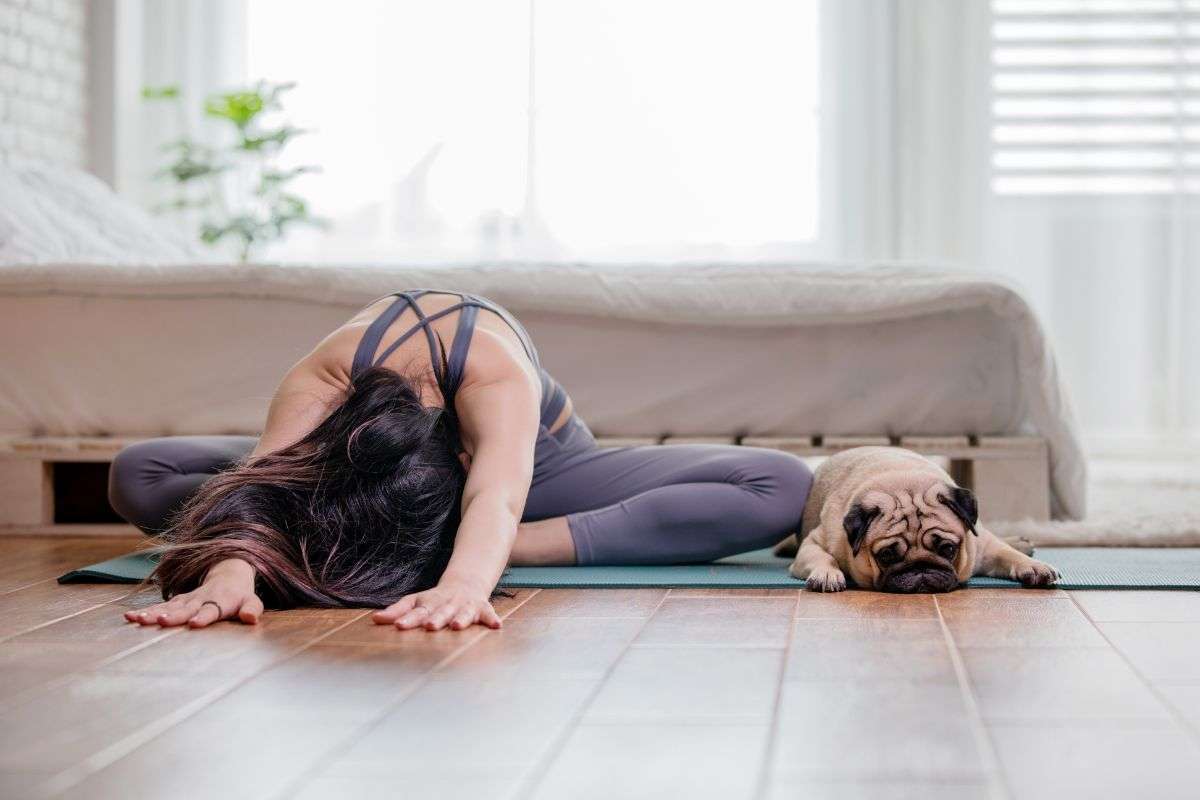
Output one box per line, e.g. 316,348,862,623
258,165,320,190
142,85,180,101
151,197,214,213
238,125,307,152
204,90,266,128
156,158,229,183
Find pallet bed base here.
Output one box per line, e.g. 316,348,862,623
0,434,1050,535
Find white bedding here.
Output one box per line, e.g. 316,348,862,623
0,260,1087,519
0,166,202,264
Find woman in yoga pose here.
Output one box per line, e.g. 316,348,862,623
112,290,812,631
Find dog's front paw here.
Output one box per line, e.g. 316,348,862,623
799,567,847,593
1012,559,1061,588
1003,535,1036,557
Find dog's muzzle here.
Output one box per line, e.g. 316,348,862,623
879,562,960,594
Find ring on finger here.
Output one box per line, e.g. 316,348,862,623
199,600,224,617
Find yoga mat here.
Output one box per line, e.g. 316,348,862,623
58,547,1200,590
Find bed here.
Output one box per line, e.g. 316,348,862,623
0,166,1087,529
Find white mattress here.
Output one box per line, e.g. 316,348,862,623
0,261,1087,519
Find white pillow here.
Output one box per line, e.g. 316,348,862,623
0,164,204,264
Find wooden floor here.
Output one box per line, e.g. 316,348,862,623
2,537,1200,799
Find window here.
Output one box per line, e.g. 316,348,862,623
990,0,1200,195
246,0,821,262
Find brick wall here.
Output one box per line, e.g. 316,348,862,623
0,0,86,167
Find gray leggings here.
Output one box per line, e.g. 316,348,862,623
108,417,812,565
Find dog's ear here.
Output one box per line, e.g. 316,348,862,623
939,487,978,536
843,503,881,555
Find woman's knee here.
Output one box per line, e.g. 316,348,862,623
108,440,176,532
735,448,813,535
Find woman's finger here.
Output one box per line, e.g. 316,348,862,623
237,593,264,625
130,593,190,624
449,606,476,630
395,605,431,630
423,603,458,631
373,594,418,624
187,601,224,628
157,598,202,626
480,604,503,630
127,601,170,624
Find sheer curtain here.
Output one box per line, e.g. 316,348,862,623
984,0,1199,448
835,0,1198,449
89,0,245,210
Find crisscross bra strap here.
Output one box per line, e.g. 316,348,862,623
349,290,542,403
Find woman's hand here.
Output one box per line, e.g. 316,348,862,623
372,579,502,631
126,558,263,629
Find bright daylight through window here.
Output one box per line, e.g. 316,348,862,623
246,0,820,262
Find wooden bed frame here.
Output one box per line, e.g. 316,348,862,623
0,434,1051,535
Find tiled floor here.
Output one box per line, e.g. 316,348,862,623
2,535,1199,799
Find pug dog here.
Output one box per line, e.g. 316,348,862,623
775,446,1060,593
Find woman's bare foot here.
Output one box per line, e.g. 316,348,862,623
126,558,264,628
510,516,577,566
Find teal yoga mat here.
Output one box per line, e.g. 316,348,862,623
58,547,1200,590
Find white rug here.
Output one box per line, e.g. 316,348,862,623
991,455,1200,547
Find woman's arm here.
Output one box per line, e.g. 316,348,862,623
373,349,541,631
441,374,540,588
251,357,348,459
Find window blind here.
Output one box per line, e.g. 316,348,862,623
991,0,1200,194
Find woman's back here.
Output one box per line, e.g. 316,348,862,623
273,291,574,454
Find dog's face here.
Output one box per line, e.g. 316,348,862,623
841,483,979,593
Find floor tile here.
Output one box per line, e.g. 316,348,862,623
100,609,364,678
938,588,1067,601
438,617,643,681
1099,622,1200,682
990,722,1200,800
772,680,984,780
938,597,1107,648
787,620,956,683
1157,683,1200,723
222,643,448,719
763,778,991,800
329,678,597,769
0,672,229,772
531,724,769,800
796,590,938,619
511,589,666,619
668,588,799,598
57,706,366,800
584,646,782,724
293,770,524,800
1072,591,1200,622
0,582,131,640
634,597,795,647
959,647,1170,721
0,771,54,799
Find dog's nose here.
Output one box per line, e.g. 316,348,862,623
883,566,959,594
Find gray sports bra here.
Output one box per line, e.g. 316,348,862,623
350,290,568,429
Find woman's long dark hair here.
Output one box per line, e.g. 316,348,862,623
150,365,467,608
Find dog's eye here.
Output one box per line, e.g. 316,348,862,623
937,541,959,560
875,544,903,566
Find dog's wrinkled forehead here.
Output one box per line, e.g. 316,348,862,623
864,484,974,542
844,481,979,555
860,484,960,532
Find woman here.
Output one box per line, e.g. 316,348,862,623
112,289,813,632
